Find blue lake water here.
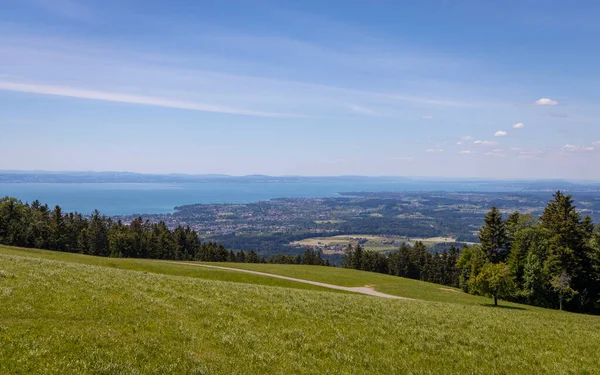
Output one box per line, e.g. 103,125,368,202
0,181,522,215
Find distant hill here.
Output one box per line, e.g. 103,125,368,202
0,171,411,184
2,171,600,192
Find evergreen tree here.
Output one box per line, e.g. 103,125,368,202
352,245,364,270
85,210,109,256
341,244,354,268
479,207,508,263
50,205,67,251
247,250,260,263
540,191,590,310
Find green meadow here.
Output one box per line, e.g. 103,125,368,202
204,262,514,306
1,246,600,374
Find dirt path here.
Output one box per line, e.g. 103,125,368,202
172,262,413,300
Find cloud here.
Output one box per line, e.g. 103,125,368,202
594,141,600,146
0,81,299,118
346,104,379,116
512,123,524,129
474,140,499,146
391,157,414,162
563,144,594,152
461,136,473,141
425,149,443,153
456,141,462,145
0,31,494,131
518,149,544,156
534,98,558,106
458,150,475,155
422,115,434,120
494,130,508,137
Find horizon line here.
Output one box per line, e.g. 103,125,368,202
1,170,598,183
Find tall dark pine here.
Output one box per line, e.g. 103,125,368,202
352,245,364,270
86,210,110,256
540,191,593,311
342,244,355,268
479,207,508,263
51,205,66,251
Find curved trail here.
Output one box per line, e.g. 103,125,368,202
172,262,413,300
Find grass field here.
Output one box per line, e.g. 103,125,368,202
0,246,333,293
2,246,600,374
203,262,526,307
291,234,470,253
291,234,399,252
411,237,478,247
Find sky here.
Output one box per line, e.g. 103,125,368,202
1,0,599,178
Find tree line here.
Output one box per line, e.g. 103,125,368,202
342,191,600,313
459,191,600,313
342,242,461,287
0,197,328,266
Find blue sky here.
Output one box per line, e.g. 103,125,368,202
1,0,599,178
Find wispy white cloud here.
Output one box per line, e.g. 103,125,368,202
563,144,594,152
461,136,473,141
0,32,485,122
346,104,380,116
494,130,507,137
391,157,414,162
425,149,443,153
422,115,434,120
512,122,524,129
534,98,559,106
474,140,499,146
458,150,475,155
0,81,299,118
456,141,463,145
518,149,545,156
510,147,545,159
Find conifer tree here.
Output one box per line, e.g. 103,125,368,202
479,207,508,263
342,244,354,268
352,244,364,270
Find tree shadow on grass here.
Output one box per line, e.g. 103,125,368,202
480,303,527,311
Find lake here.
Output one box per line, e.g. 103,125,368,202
0,181,522,215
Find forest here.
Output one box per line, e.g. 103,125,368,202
341,242,461,288
342,191,600,314
0,197,328,266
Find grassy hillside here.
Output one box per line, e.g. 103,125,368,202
203,262,518,307
0,246,334,293
1,247,600,374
